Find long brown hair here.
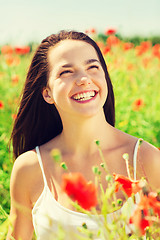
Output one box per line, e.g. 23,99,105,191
10,30,115,159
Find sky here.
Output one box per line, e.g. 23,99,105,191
0,0,160,45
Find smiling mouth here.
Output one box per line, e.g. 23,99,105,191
71,90,97,102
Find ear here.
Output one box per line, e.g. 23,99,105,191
42,87,55,104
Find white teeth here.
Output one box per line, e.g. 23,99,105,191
86,92,90,97
73,91,96,101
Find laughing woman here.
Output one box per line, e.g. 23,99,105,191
7,31,160,240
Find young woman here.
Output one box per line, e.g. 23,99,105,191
7,31,160,240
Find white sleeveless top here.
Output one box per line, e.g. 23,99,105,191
32,139,142,240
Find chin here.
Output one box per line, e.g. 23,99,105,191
75,107,104,119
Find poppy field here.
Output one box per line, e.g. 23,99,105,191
0,30,160,239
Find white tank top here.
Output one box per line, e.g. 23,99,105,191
32,139,142,240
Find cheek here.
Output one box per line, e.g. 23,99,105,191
103,83,108,103
99,77,108,102
52,81,69,102
97,73,108,92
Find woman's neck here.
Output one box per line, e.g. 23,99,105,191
58,110,114,158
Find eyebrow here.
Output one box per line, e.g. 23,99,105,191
85,59,100,65
61,59,100,68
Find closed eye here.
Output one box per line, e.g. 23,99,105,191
88,65,99,70
59,70,73,76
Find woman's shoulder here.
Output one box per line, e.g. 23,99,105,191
136,139,160,169
138,140,160,165
115,128,158,154
137,140,160,189
117,130,160,167
10,150,40,190
113,128,139,150
12,150,38,171
139,139,160,155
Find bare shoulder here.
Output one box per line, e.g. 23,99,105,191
139,140,160,163
138,140,160,190
10,150,40,201
8,151,38,239
11,150,38,181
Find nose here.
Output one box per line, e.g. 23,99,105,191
75,75,91,86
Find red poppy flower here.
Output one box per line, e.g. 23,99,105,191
129,191,160,235
127,63,134,71
96,41,105,49
152,44,160,59
147,192,160,217
61,172,98,210
105,28,116,35
5,54,14,66
106,35,120,46
103,45,111,55
90,28,96,34
132,98,144,111
0,100,4,109
129,193,155,235
129,204,150,235
141,41,152,50
135,41,152,56
85,29,89,34
15,46,30,55
135,46,144,56
5,55,20,66
1,45,13,55
12,114,17,120
122,42,134,51
142,57,150,68
113,173,141,197
11,75,19,84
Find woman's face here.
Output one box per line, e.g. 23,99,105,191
44,39,108,118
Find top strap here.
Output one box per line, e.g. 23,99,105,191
133,138,143,180
35,146,48,186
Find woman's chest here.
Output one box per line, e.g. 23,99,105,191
31,145,134,211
